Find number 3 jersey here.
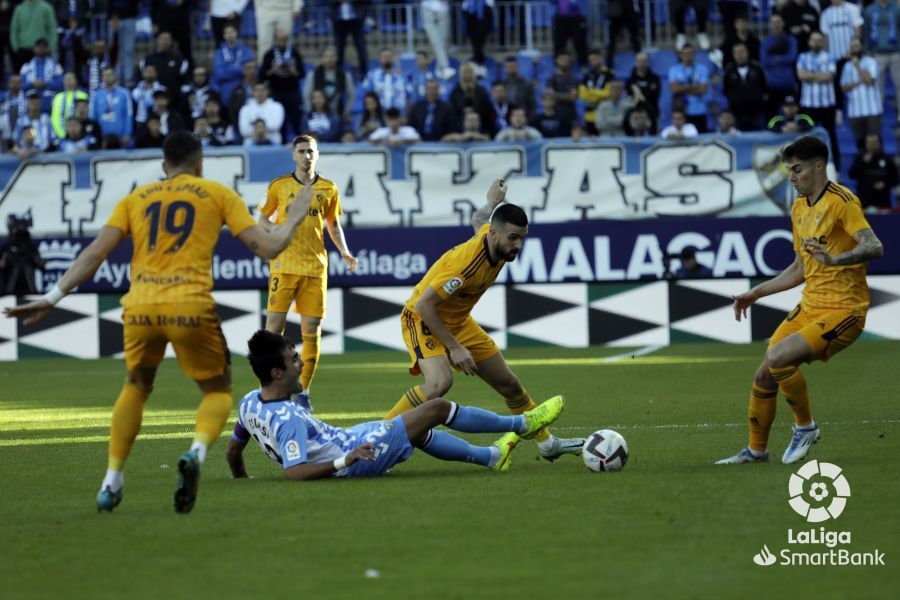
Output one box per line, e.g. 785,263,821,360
105,172,257,308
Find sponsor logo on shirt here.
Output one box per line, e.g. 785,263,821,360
442,276,464,294
286,439,301,461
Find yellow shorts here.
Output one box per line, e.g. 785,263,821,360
123,303,230,381
769,304,865,363
401,309,500,375
266,273,326,317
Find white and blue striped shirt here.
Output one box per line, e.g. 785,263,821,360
362,67,408,111
820,2,864,60
840,55,882,117
798,50,837,108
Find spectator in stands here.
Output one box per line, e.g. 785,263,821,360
135,112,164,148
462,0,494,74
671,0,709,51
0,74,27,150
303,46,355,129
10,0,57,72
720,16,761,70
255,0,301,63
668,44,709,133
501,56,536,119
495,106,543,141
331,0,368,79
92,66,132,146
531,90,572,138
132,63,165,131
101,133,121,150
675,246,713,279
406,50,439,105
420,0,454,80
109,1,137,87
212,24,255,108
546,52,579,124
579,48,614,135
767,95,816,132
244,118,275,146
204,96,236,145
56,13,87,79
778,0,820,53
624,104,656,136
73,97,102,143
761,13,799,114
15,88,54,152
723,43,769,131
449,62,491,130
152,88,187,136
408,78,455,142
821,0,864,113
13,124,42,158
84,37,117,96
626,51,662,123
594,80,634,136
238,82,285,145
849,132,899,210
50,72,87,139
369,106,421,146
441,110,490,142
210,0,248,48
865,0,900,125
151,0,194,64
181,65,219,123
227,61,258,130
487,81,510,136
261,27,305,142
303,89,342,142
798,32,840,167
552,0,588,66
140,31,190,105
54,116,98,153
193,116,223,147
718,0,750,42
841,37,883,148
716,109,741,135
363,48,408,112
20,38,62,113
356,91,385,140
660,108,699,139
606,0,642,67
0,0,16,81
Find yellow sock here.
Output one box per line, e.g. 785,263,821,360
194,391,233,448
770,366,812,426
504,390,551,443
385,386,427,419
300,333,320,391
108,383,150,471
748,385,777,452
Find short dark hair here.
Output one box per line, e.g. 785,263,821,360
385,107,401,119
247,330,292,386
162,130,202,166
781,135,829,163
491,203,528,228
292,133,318,146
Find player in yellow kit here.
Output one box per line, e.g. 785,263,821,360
384,179,585,462
4,132,313,513
717,136,884,465
258,134,357,410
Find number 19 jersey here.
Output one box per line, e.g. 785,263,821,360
105,172,257,308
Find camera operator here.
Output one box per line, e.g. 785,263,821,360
0,214,45,297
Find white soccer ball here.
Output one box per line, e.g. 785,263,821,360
582,429,629,472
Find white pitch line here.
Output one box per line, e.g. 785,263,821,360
547,419,900,432
601,345,665,363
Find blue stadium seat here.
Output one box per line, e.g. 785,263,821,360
241,2,257,38
612,52,635,80
650,51,678,79
536,54,555,85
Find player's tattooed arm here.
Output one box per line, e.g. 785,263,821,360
804,229,884,266
471,179,508,231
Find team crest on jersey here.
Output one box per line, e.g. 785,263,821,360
442,276,464,294
425,338,437,350
285,440,301,461
316,193,324,202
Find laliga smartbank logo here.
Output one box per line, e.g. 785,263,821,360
752,461,885,567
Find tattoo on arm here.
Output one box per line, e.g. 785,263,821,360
471,204,494,231
832,229,884,266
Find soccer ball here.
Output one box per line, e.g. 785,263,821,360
582,429,628,472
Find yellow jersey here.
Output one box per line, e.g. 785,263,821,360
792,181,872,315
257,172,342,277
105,172,257,308
405,224,505,328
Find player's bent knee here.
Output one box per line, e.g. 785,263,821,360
754,365,775,388
766,345,792,370
425,398,452,423
423,377,453,399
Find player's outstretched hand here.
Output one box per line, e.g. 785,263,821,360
346,443,377,466
342,252,358,273
730,291,757,322
286,184,314,222
449,345,477,375
486,179,507,205
803,237,834,265
3,299,53,326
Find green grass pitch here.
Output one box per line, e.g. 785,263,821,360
1,341,897,599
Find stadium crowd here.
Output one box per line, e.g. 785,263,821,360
0,0,897,208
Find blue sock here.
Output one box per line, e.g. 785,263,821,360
420,430,493,466
445,402,525,433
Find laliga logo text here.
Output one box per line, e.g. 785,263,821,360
751,461,885,567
